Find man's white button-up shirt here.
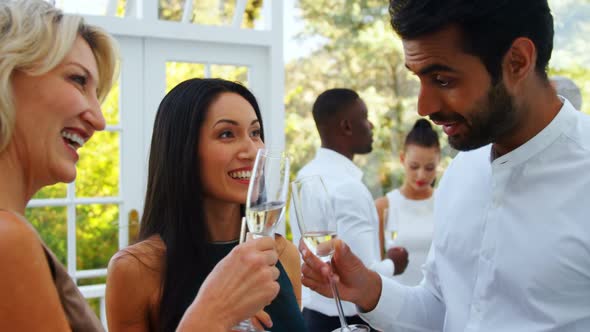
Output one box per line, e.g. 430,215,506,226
361,99,590,331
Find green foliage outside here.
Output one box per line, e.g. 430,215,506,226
166,63,249,94
159,0,263,28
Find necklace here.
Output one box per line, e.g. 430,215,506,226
210,239,240,245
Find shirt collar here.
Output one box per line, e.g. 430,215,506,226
316,147,364,180
492,97,577,168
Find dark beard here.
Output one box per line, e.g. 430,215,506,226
447,81,520,151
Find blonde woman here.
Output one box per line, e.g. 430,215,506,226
0,1,279,331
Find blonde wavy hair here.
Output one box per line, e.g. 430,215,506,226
0,0,118,152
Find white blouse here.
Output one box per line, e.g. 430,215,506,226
384,189,434,286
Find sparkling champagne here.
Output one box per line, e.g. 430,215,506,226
303,231,337,261
246,201,285,236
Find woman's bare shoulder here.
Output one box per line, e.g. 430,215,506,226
109,235,166,273
106,236,164,329
107,235,165,305
374,196,389,210
274,234,299,264
273,234,302,305
0,211,40,257
0,211,71,330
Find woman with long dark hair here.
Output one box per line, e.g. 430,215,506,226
106,78,305,331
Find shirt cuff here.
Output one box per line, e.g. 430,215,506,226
369,258,394,276
358,274,405,328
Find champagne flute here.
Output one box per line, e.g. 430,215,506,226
291,175,370,332
245,148,290,237
232,148,290,332
383,207,399,250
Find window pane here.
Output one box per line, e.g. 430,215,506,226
56,0,109,15
26,206,68,266
159,0,231,25
159,0,188,22
242,0,266,30
158,0,265,28
192,0,233,26
210,64,249,85
85,297,102,320
76,131,120,197
128,210,141,245
79,276,107,287
102,79,120,125
116,0,127,16
76,204,119,270
56,0,127,17
166,62,206,92
32,183,67,199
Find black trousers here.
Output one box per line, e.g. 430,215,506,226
302,308,379,332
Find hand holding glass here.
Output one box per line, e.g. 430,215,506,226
233,148,290,332
291,175,370,332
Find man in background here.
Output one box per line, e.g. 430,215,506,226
291,88,407,331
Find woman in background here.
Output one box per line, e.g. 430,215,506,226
375,119,441,286
0,1,280,330
106,78,305,331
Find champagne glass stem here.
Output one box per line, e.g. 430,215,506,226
329,263,352,332
239,217,247,244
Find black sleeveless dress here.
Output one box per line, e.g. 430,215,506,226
208,241,308,332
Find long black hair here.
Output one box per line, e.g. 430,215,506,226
139,78,264,331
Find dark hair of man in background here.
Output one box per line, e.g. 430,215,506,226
312,88,374,159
